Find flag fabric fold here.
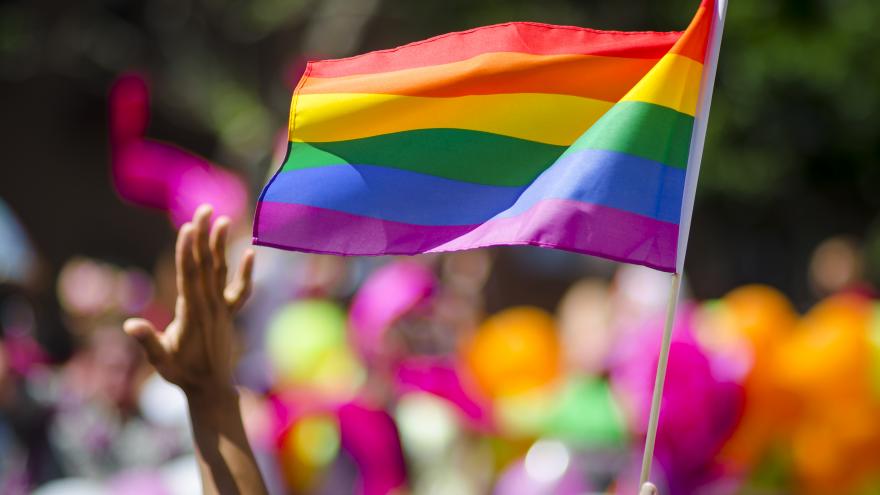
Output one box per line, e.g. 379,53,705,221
254,1,715,272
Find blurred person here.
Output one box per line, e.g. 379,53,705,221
38,254,195,486
439,249,493,337
0,311,59,493
123,205,267,495
556,278,614,375
46,324,201,485
809,236,875,299
0,221,70,492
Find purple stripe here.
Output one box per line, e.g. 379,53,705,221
254,199,677,272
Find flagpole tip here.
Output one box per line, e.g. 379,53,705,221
639,482,659,495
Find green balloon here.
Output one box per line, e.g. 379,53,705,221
542,377,627,448
265,300,349,384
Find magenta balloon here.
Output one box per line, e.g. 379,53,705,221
609,304,744,494
169,161,248,227
348,261,436,360
338,400,408,495
108,74,248,226
394,357,494,431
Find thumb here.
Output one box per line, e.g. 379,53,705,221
123,318,166,365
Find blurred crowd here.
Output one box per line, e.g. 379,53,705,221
2,188,880,495
2,0,879,491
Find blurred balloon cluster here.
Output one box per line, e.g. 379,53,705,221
240,256,880,495
5,181,880,495
2,0,880,489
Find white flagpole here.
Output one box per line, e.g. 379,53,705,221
638,0,728,490
638,272,681,487
676,0,728,275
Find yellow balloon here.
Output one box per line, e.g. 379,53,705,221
278,414,340,491
265,300,364,395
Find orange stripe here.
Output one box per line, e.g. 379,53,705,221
669,1,711,63
300,51,660,101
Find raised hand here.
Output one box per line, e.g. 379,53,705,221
123,204,254,396
124,205,267,495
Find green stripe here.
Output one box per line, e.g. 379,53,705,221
568,101,694,169
283,129,566,187
280,100,694,187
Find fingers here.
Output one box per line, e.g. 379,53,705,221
175,223,200,313
225,248,255,312
193,205,219,309
210,216,230,295
123,318,166,365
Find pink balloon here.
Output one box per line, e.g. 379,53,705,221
609,305,744,494
338,400,408,495
108,74,248,226
394,356,494,431
348,261,436,361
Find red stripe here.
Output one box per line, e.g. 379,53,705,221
669,0,712,63
309,22,683,78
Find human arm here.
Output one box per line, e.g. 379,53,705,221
123,205,267,495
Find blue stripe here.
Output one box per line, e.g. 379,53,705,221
263,148,684,225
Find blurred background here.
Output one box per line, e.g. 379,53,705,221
1,0,880,494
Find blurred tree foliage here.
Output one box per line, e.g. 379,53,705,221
0,0,878,303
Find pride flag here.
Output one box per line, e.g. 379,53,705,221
254,0,720,272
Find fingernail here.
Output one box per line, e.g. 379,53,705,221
196,204,213,218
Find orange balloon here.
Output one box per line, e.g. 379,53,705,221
776,294,872,398
462,307,561,398
724,284,799,351
718,290,880,492
775,294,880,494
717,286,799,470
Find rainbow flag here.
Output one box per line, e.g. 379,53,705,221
254,0,721,272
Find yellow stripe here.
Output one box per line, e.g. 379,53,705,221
621,54,703,116
291,93,614,146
